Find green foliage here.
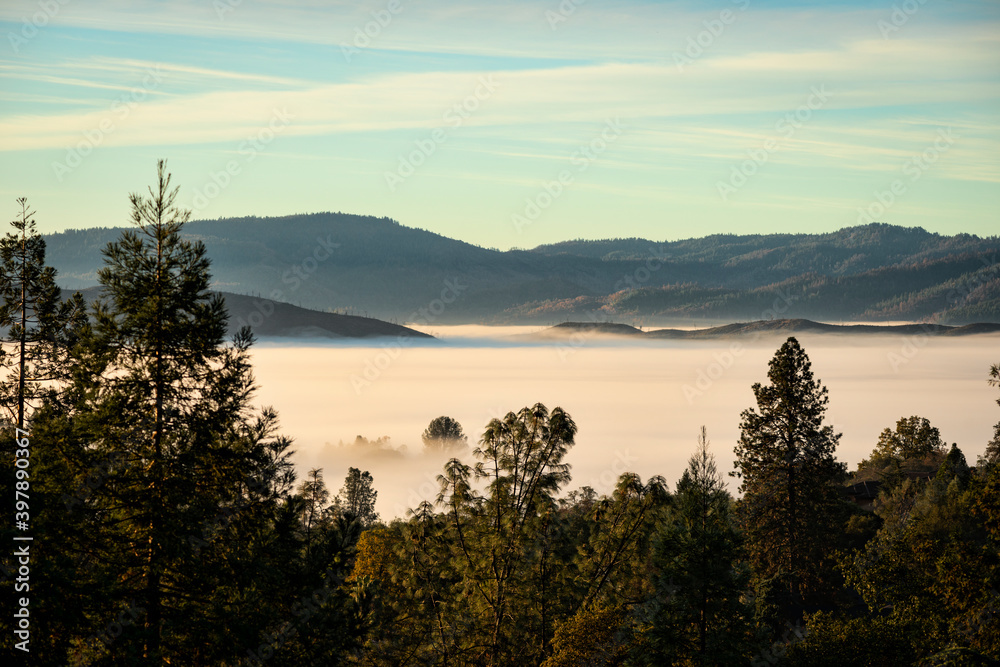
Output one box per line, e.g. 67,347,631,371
841,441,1000,663
867,416,947,466
784,611,922,666
985,363,1000,466
733,337,849,613
855,416,949,494
0,198,86,427
542,603,632,667
1,162,366,665
4,173,998,665
354,404,670,666
634,427,753,666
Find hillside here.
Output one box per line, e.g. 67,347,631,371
44,214,1000,325
527,319,1000,341
67,287,431,340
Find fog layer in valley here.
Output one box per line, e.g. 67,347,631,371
248,327,999,519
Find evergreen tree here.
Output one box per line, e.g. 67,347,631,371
732,337,848,617
0,197,86,428
89,159,248,660
335,467,380,527
422,415,468,452
0,200,87,663
637,427,751,666
28,160,353,664
805,444,1000,664
985,363,1000,465
470,403,577,664
299,467,332,562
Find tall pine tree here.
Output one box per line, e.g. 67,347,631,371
47,160,304,663
0,197,86,428
733,337,847,618
637,427,751,666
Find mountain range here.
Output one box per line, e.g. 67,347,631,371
528,319,1000,340
44,213,1000,326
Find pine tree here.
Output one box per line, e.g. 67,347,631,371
733,337,847,616
638,427,751,666
422,415,468,452
0,197,86,428
985,363,1000,465
334,467,379,527
47,160,300,662
0,199,86,663
473,403,577,664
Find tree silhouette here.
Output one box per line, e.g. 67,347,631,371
0,198,85,428
335,467,380,527
44,160,298,662
422,415,468,452
733,337,847,615
870,416,946,464
639,427,750,665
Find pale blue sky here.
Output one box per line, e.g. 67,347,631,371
1,0,998,248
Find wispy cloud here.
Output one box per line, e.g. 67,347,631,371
0,0,996,242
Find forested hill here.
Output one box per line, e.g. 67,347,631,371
44,213,1000,325
65,286,432,340
529,319,1000,340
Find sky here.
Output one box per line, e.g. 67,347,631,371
0,0,998,250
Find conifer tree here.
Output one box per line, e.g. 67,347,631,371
0,197,86,428
334,467,380,527
733,337,847,615
45,160,307,663
985,363,1000,465
422,415,468,452
638,427,750,666
0,199,86,663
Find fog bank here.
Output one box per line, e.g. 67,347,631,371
248,330,999,518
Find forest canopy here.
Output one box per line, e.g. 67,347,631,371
1,164,997,666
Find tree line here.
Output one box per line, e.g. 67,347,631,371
1,162,998,665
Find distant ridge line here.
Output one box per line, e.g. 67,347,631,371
539,319,1000,339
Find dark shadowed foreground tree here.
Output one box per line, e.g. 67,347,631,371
82,159,264,661
635,427,752,666
0,197,86,428
0,199,86,663
14,162,362,665
788,439,1000,664
733,337,849,619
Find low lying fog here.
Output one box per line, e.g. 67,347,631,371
248,326,999,519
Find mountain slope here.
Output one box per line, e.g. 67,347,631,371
44,214,1000,325
528,319,1000,340
66,287,431,339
